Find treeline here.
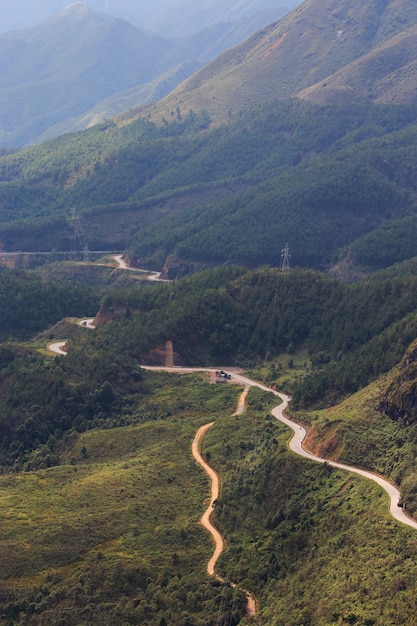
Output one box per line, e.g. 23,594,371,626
80,265,417,405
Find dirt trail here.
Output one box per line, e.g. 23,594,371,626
192,389,257,617
192,422,223,576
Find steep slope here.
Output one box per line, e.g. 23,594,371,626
380,338,417,426
137,0,417,125
299,25,417,105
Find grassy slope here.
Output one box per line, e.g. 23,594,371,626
203,386,417,625
2,367,417,624
135,0,417,126
0,373,245,625
299,376,404,474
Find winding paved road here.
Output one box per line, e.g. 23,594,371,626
144,366,417,529
46,351,417,609
271,395,417,529
48,355,417,530
229,370,417,529
113,255,168,281
48,341,67,356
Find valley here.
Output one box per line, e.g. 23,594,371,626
4,0,417,623
2,337,417,624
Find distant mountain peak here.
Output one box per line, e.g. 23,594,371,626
61,3,92,20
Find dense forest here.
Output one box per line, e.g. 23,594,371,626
2,101,417,273
3,262,417,469
0,268,99,339
82,264,417,406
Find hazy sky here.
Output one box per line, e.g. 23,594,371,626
0,0,301,34
0,1,140,32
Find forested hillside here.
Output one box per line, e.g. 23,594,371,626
88,265,417,407
3,100,417,276
0,268,98,339
5,0,417,623
4,261,417,473
3,260,417,623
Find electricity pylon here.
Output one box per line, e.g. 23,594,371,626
281,243,291,271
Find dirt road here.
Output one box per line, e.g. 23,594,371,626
144,366,417,530
192,391,257,617
192,422,223,576
48,357,417,530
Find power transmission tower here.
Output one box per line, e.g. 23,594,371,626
280,243,291,271
70,207,88,260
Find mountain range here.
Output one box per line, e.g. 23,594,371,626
8,0,417,146
0,2,298,146
0,0,301,37
2,0,417,280
4,2,417,622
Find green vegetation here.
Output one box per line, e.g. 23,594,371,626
129,102,417,271
80,264,417,408
3,368,417,625
5,260,417,462
4,3,417,620
3,13,417,626
200,386,417,625
3,249,417,623
0,374,248,625
0,268,99,340
3,100,417,273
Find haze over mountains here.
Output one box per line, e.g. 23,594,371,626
0,0,301,36
0,1,300,146
4,3,417,622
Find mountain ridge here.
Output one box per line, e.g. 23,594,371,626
134,0,417,126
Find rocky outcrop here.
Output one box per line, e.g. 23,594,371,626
380,339,417,425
